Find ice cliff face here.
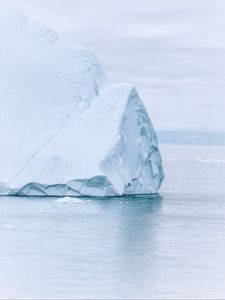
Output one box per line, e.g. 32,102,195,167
0,8,164,196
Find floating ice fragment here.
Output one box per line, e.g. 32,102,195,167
3,224,16,229
55,197,87,204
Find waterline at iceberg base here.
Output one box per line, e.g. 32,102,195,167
0,8,164,197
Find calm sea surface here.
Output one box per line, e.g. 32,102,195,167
0,145,225,299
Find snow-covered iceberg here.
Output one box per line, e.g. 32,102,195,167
0,8,164,196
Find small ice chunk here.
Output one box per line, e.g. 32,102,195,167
54,196,87,204
3,224,15,229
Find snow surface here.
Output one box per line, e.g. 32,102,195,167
0,7,164,196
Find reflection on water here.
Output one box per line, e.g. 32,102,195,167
0,193,225,299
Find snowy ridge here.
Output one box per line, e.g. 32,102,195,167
0,8,164,196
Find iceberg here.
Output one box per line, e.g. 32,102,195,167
0,8,164,196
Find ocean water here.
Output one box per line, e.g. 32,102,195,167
1,145,225,299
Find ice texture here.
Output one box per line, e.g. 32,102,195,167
0,8,164,196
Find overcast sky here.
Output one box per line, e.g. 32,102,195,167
2,0,225,131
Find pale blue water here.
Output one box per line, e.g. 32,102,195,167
1,145,225,299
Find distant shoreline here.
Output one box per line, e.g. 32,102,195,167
157,130,225,145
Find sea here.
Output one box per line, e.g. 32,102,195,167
1,136,225,299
